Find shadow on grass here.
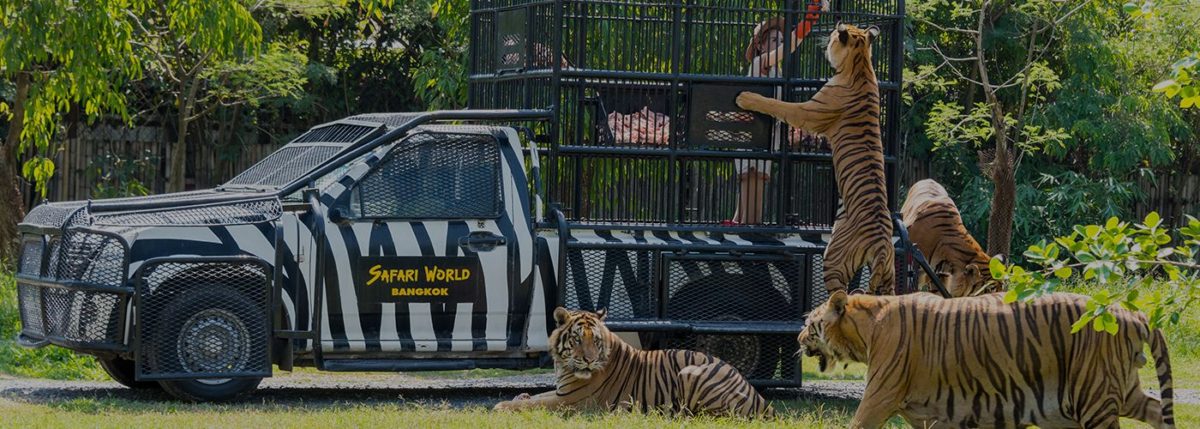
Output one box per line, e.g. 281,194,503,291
1,381,866,420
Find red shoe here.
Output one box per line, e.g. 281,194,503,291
720,220,742,226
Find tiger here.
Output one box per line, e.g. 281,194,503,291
736,22,893,295
798,291,1175,428
493,307,773,418
900,178,1001,297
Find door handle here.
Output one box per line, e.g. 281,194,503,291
458,231,506,252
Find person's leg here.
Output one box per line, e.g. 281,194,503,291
738,168,769,224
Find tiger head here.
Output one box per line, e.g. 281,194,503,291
825,22,880,75
549,307,611,380
797,290,858,372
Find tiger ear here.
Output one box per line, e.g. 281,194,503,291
553,307,571,326
837,21,849,45
828,290,848,316
596,308,607,320
867,26,880,43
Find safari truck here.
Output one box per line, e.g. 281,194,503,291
14,0,926,401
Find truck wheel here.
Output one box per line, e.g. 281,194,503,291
97,356,159,389
664,270,791,380
149,286,264,402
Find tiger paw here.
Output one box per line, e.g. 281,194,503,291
735,92,763,111
512,392,532,401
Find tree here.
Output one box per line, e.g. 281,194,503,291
911,0,1095,258
0,0,142,260
129,0,308,192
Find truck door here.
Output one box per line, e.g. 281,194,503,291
319,129,533,353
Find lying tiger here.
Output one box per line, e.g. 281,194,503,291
799,291,1175,428
493,307,773,418
901,178,1001,297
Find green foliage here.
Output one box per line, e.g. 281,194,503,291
412,0,470,110
1154,53,1200,109
994,212,1200,333
0,0,143,196
89,151,156,199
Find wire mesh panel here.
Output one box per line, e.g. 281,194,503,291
49,230,127,288
22,203,85,228
17,283,44,338
664,256,805,322
292,123,377,144
94,199,283,227
562,248,658,319
19,236,44,276
41,287,126,346
352,133,502,219
136,260,271,380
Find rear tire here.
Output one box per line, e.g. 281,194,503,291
147,285,266,402
97,356,159,389
665,269,793,380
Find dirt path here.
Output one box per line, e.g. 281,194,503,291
0,373,1192,408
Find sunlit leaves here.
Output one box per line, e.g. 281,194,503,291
994,212,1200,334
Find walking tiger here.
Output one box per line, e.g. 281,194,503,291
799,291,1175,428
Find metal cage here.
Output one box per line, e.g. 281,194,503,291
469,0,905,228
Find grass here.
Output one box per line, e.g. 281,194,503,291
0,394,896,428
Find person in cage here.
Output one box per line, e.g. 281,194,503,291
728,1,824,225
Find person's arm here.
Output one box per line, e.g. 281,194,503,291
758,1,824,66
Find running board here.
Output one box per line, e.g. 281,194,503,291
604,320,803,335
322,358,544,372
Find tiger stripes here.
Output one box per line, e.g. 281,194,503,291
736,22,893,294
798,291,1175,428
493,307,773,418
901,178,1000,297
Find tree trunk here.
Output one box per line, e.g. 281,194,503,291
986,151,1016,258
0,73,31,263
169,78,199,193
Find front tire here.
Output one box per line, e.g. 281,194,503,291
158,377,262,402
147,285,265,402
97,355,159,389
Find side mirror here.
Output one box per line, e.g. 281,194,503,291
327,207,348,224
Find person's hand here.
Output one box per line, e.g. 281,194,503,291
796,0,824,39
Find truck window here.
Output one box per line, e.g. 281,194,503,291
349,133,502,219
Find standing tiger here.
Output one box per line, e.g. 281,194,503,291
736,22,893,294
901,178,1001,297
799,291,1175,428
493,307,773,418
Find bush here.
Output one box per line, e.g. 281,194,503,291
994,212,1200,335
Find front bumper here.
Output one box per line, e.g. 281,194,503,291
15,226,132,353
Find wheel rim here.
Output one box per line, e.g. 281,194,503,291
176,308,250,375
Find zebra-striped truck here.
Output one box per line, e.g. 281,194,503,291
15,110,927,401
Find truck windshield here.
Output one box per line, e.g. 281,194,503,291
224,122,380,190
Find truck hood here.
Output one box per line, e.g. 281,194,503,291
21,189,282,230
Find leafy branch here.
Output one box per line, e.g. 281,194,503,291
992,212,1200,334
